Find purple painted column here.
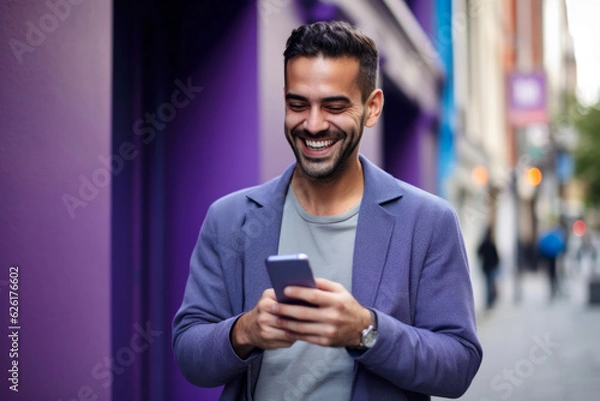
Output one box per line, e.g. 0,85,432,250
388,120,421,187
0,1,112,400
166,5,259,401
406,0,440,193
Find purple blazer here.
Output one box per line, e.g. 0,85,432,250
173,156,482,400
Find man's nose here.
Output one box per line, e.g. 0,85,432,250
303,107,329,134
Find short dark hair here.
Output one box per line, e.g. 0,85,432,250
283,20,379,102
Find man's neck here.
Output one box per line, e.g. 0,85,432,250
290,158,364,216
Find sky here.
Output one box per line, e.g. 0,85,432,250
565,0,600,106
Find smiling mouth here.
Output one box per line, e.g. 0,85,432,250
304,139,335,150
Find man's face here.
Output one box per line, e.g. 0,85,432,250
284,55,367,180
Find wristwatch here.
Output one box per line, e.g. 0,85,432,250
355,309,378,351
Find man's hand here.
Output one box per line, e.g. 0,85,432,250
272,278,372,347
231,289,296,358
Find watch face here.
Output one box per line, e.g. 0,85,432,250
362,326,378,348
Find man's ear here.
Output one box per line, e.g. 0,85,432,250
364,89,384,128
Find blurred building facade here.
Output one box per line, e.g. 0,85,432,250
541,0,579,224
447,0,511,310
507,0,576,273
438,0,577,309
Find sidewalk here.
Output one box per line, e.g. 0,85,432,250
435,269,600,401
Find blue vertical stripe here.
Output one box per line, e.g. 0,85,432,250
435,0,456,199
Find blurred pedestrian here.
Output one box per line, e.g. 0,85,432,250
577,232,598,266
538,225,566,299
477,226,500,309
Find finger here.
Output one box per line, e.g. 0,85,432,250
262,327,297,345
277,318,329,337
265,340,296,349
283,286,327,306
274,302,324,322
260,288,278,301
252,314,297,348
314,278,345,292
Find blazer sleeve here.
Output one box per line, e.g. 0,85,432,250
353,205,483,398
172,204,261,387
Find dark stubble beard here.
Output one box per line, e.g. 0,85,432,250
287,122,364,181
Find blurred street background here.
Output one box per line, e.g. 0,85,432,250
1,0,600,400
436,232,600,400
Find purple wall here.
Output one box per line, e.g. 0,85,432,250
382,77,421,187
384,101,439,192
408,0,435,38
166,5,259,400
0,1,112,400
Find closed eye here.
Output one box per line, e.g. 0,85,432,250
325,105,346,113
288,103,308,111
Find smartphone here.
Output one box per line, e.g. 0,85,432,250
265,253,317,306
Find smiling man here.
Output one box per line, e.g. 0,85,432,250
173,21,482,400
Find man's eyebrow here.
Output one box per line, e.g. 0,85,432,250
322,95,352,103
285,93,307,102
285,93,352,103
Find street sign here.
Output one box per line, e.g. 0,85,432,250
508,72,548,127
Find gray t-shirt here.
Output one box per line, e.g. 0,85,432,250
253,188,359,401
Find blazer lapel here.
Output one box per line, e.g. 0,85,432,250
352,156,403,307
352,203,395,307
241,164,295,310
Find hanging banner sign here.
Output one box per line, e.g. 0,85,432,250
508,72,548,127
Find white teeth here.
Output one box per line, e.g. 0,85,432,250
305,139,334,150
